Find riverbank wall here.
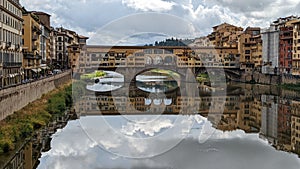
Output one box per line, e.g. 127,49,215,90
240,72,300,85
0,70,71,121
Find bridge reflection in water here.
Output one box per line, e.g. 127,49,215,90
73,74,300,157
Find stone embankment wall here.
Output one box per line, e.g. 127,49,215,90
281,75,300,84
240,73,281,85
0,71,71,121
239,72,294,85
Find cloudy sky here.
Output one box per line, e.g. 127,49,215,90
21,0,300,45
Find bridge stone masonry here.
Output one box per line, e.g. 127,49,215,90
0,71,72,121
76,45,244,82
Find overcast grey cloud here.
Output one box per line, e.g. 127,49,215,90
21,0,300,45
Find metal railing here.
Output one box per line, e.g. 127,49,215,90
3,62,22,67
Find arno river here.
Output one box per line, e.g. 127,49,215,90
37,71,300,169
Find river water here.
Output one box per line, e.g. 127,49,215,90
37,71,300,169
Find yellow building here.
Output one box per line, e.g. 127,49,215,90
67,35,88,74
22,8,42,80
290,19,300,75
49,27,57,67
55,27,86,69
31,11,52,73
238,27,262,72
208,23,243,48
291,101,300,154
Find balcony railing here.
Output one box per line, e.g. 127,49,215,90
3,62,22,68
32,35,38,41
24,52,42,60
23,52,35,59
36,55,42,60
32,26,42,34
15,44,20,49
5,42,11,49
32,45,37,50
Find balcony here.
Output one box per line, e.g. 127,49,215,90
24,52,42,60
280,35,293,40
24,63,34,68
36,55,42,60
5,42,11,49
23,52,35,59
32,26,42,35
32,45,37,51
32,35,38,41
3,62,22,68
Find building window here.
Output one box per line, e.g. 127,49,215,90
58,53,63,60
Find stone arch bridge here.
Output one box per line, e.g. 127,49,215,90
81,46,243,82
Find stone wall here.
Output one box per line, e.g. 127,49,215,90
239,72,281,85
281,75,300,84
253,73,281,85
240,71,300,85
0,71,71,121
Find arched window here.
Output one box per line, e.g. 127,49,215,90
164,56,173,65
145,56,152,65
154,56,163,65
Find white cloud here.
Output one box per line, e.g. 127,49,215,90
88,13,202,45
20,0,300,45
121,118,174,136
122,0,177,12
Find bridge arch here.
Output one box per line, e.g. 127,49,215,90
153,55,163,65
133,67,184,81
164,55,174,65
145,55,153,65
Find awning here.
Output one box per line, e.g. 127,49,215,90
41,66,50,70
31,69,38,73
41,64,49,69
9,74,15,78
32,68,42,73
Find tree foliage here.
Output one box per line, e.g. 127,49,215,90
0,84,72,154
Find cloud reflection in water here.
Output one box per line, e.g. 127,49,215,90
38,115,300,169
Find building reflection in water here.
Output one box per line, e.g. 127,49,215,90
74,80,300,157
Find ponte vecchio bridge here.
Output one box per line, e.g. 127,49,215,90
75,46,243,81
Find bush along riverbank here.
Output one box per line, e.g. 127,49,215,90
0,83,73,154
280,83,300,92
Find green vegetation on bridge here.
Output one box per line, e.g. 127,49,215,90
197,73,209,83
149,69,181,78
80,71,106,80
